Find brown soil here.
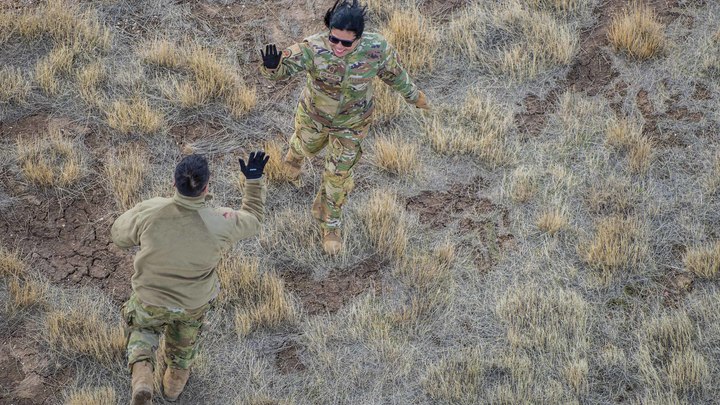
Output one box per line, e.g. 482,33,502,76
406,178,513,268
281,256,386,315
275,340,306,374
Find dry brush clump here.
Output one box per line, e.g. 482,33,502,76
15,123,85,187
381,8,438,75
44,305,125,365
6,276,49,313
0,246,26,279
142,40,257,118
580,215,647,283
683,242,720,279
65,386,116,405
425,90,516,166
507,166,539,203
216,256,295,337
0,67,31,105
76,61,107,107
608,3,665,59
358,189,411,259
105,98,165,135
103,145,149,210
371,130,420,176
372,78,406,122
537,206,569,235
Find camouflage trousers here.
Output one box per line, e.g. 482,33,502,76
121,293,209,371
288,106,368,230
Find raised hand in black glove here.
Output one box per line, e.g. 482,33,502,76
260,44,282,70
239,151,270,180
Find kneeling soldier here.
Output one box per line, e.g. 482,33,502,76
111,152,269,404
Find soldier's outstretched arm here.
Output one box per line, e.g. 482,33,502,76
258,42,310,81
377,43,427,109
221,151,269,244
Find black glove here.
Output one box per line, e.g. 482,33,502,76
239,151,270,179
260,44,281,69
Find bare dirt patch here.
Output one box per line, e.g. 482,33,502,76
275,340,306,374
406,179,513,268
281,256,386,315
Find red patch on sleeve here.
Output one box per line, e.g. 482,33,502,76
223,212,235,219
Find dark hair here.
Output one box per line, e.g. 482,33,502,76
174,154,210,197
324,0,367,38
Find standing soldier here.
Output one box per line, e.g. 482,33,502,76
259,0,429,255
111,152,269,404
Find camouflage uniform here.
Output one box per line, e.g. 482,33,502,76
122,293,209,371
261,32,420,230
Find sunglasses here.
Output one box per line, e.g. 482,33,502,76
328,34,357,48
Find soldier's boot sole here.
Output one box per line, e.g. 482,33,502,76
322,229,342,255
130,361,153,405
163,367,191,402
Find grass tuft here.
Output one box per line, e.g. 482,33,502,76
6,277,49,312
16,124,85,187
0,246,26,278
381,8,438,75
581,215,646,282
76,61,106,107
45,306,125,364
683,242,720,279
371,131,420,176
103,145,149,210
508,167,538,203
65,386,116,405
606,118,653,173
608,3,665,59
537,207,569,235
105,98,165,135
216,256,295,337
359,189,410,259
0,67,31,105
141,39,186,69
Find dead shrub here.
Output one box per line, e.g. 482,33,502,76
608,3,665,59
683,242,720,279
581,215,646,282
16,124,85,187
359,189,410,258
65,386,116,405
371,132,420,176
381,8,438,75
104,145,149,210
105,98,165,135
0,67,31,105
45,307,125,364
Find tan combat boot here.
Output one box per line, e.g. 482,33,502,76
322,228,342,255
283,150,303,181
163,367,190,402
130,361,153,405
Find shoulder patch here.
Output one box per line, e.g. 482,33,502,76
222,211,236,219
284,43,302,59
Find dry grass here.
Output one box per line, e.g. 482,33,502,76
216,256,295,337
259,139,292,182
45,306,125,364
447,4,490,62
422,348,487,404
105,98,165,135
36,45,76,95
65,387,116,405
16,124,84,187
103,145,149,210
608,3,665,59
6,277,48,311
0,67,31,105
140,39,186,69
683,242,720,279
371,131,420,176
373,78,406,122
508,167,538,203
76,61,106,106
358,189,410,259
606,118,653,173
666,349,711,392
526,0,589,13
496,284,588,352
425,91,515,166
496,4,578,80
381,8,438,75
581,215,646,282
225,84,257,119
0,246,26,278
587,175,638,215
537,207,569,235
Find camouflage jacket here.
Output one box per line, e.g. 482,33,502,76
260,32,419,129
